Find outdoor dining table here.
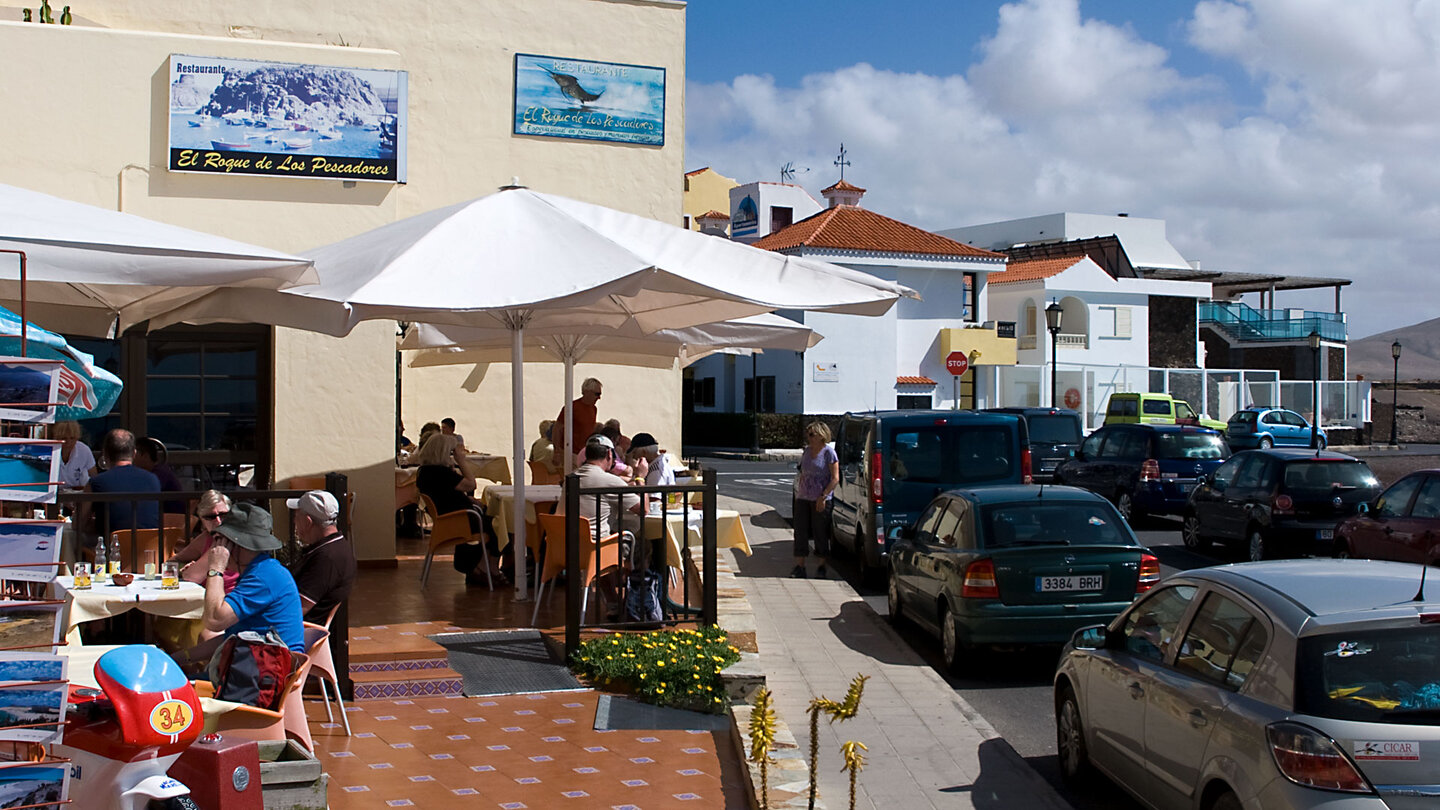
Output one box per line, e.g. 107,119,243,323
481,484,562,550
464,453,512,485
49,575,205,647
643,506,752,563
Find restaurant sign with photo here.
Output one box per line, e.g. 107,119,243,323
513,54,666,146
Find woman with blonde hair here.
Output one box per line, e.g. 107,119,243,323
792,421,839,579
167,490,241,592
50,421,96,489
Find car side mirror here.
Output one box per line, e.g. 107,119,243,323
887,525,914,544
1070,624,1107,651
1357,502,1370,516
1195,472,1210,486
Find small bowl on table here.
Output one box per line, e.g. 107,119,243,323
110,572,134,587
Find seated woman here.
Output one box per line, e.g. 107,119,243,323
167,490,240,592
412,430,507,585
529,419,560,474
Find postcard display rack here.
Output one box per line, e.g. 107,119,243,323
0,356,72,809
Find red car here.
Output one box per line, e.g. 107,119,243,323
1335,468,1440,563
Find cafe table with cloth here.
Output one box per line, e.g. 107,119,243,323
49,575,205,647
481,483,563,549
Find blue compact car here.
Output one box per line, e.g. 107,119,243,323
1225,406,1327,450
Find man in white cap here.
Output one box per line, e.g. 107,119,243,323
288,490,357,626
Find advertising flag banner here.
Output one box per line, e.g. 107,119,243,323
167,54,408,182
513,54,665,146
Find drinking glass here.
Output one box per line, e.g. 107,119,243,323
160,561,180,590
143,550,157,581
72,562,91,590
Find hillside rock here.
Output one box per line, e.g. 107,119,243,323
186,64,389,128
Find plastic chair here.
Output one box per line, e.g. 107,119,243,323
418,494,492,589
533,513,623,625
193,651,313,752
301,621,351,736
528,460,561,485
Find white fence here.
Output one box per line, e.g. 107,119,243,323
992,364,1371,431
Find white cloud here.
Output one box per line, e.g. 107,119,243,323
686,0,1440,338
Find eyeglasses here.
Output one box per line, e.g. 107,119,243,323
199,511,225,521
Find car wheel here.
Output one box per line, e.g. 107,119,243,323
1208,790,1242,810
1116,491,1135,523
887,573,905,626
1258,436,1273,449
1246,527,1268,562
1055,685,1093,785
1182,515,1210,551
1333,540,1352,559
941,608,969,674
1318,434,1328,450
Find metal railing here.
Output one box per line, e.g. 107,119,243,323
1199,301,1347,343
561,469,718,659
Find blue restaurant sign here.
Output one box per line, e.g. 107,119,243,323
513,54,665,146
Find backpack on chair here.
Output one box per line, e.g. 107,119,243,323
207,629,295,710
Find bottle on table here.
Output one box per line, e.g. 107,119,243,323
92,542,107,580
108,537,122,576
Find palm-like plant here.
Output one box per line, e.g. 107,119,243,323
747,688,778,810
840,740,868,810
806,674,869,809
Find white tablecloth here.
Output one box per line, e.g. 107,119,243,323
49,576,204,646
482,484,563,550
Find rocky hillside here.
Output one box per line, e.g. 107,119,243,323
175,64,389,129
1350,316,1440,382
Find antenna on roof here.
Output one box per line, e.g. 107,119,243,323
1414,565,1428,603
780,162,810,183
834,143,851,181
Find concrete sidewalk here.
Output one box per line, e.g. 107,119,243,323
721,493,1072,809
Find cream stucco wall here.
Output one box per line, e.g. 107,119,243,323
0,0,686,561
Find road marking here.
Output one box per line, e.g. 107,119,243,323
732,478,793,487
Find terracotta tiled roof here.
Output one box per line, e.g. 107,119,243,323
988,255,1085,285
896,375,937,386
752,206,1005,258
697,210,730,220
822,179,867,194
684,167,711,177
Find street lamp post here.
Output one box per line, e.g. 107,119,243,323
1308,330,1322,449
1045,301,1063,408
1391,340,1403,446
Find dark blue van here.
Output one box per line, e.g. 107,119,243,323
981,407,1083,482
831,410,1030,583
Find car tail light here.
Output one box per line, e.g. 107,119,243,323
961,559,999,599
1266,722,1372,794
876,524,886,547
870,451,883,504
1139,459,1160,482
1274,494,1294,515
1021,447,1033,484
1137,553,1160,593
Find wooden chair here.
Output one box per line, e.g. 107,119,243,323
533,513,623,625
301,619,350,736
285,475,328,491
193,651,313,752
418,494,492,589
527,460,562,485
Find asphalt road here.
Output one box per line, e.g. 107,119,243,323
702,450,1440,810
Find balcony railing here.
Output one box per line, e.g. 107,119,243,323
1199,301,1346,343
1056,333,1088,349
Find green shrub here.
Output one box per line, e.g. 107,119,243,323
571,627,740,714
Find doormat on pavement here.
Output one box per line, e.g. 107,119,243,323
594,694,731,731
427,629,584,697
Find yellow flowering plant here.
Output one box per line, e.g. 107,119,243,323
571,627,741,713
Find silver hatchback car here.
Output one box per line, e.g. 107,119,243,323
1054,559,1440,809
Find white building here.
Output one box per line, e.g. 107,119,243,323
687,180,1013,414
727,181,825,244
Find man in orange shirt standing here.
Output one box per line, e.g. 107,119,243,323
551,377,602,469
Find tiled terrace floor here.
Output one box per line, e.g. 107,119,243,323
308,541,751,808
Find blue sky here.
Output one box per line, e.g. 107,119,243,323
684,0,1440,339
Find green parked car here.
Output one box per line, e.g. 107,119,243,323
886,485,1158,673
1104,392,1228,433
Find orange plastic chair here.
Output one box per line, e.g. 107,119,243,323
527,460,562,485
533,513,623,625
301,623,350,736
418,494,492,588
193,651,313,752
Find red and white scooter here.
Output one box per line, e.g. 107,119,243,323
55,645,203,810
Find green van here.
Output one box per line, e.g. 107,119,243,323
1103,392,1226,433
830,410,1031,584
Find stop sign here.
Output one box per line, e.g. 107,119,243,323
945,351,969,376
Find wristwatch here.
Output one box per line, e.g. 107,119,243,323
207,569,224,578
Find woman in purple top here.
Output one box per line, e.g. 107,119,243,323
792,421,839,579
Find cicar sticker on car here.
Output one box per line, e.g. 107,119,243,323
1353,740,1420,761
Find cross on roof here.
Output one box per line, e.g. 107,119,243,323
834,143,851,181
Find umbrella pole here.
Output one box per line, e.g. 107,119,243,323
563,362,575,475
511,323,529,600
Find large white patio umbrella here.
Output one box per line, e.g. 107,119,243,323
401,313,823,473
146,185,917,597
0,183,317,337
